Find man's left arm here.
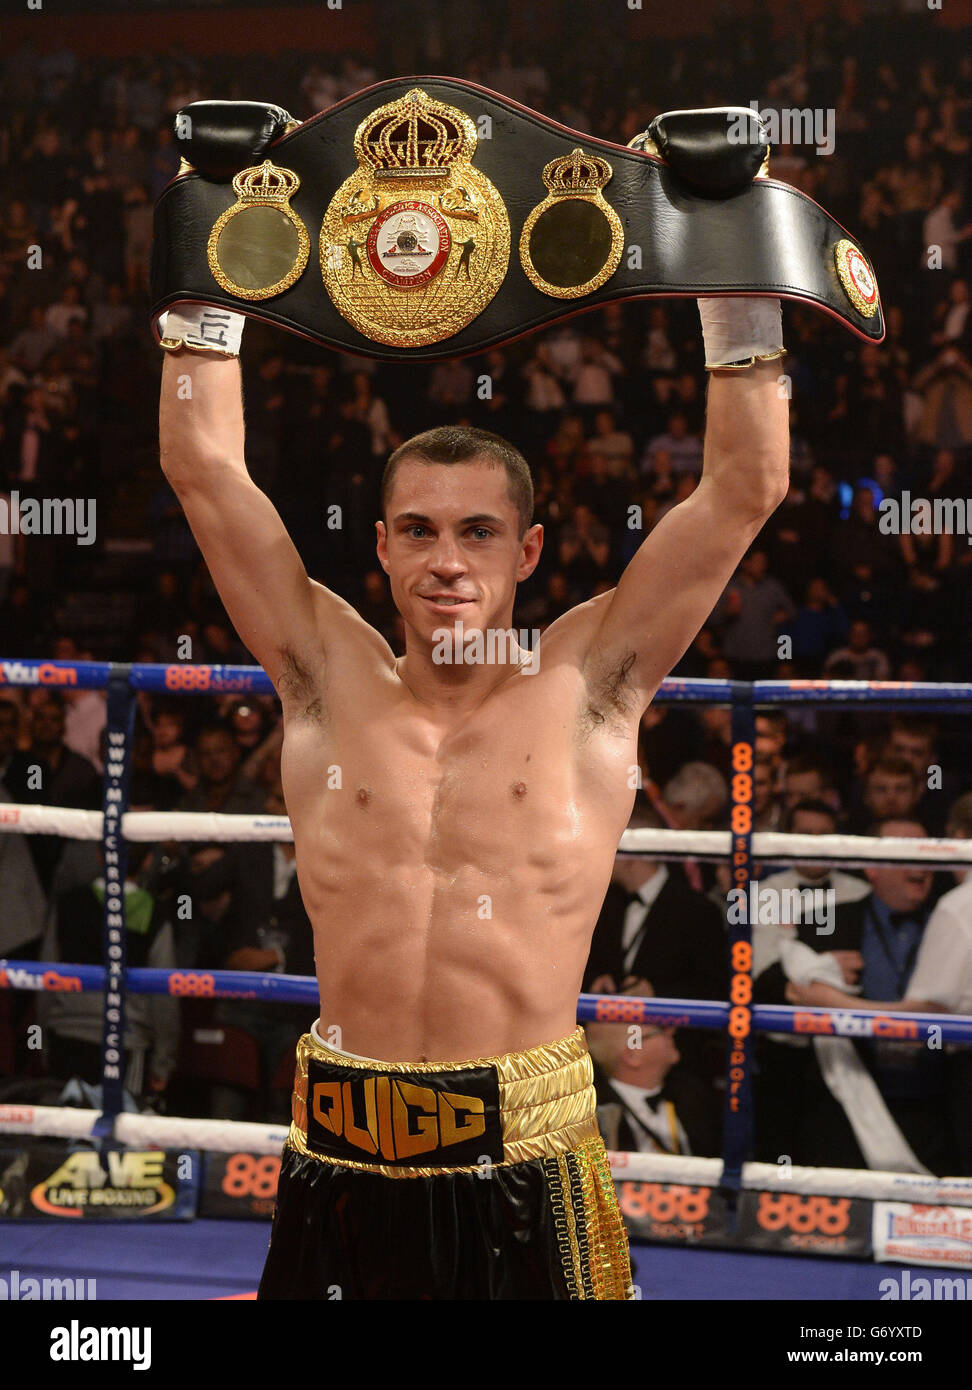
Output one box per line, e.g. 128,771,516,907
583,315,789,708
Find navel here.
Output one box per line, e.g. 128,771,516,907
356,786,372,807
511,780,528,800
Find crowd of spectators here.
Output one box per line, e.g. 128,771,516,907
1,12,971,1171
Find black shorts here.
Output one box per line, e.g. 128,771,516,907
257,1026,631,1301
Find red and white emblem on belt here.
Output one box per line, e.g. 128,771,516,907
844,246,876,304
367,201,451,288
835,238,878,317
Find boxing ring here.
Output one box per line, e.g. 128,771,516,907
2,656,972,1299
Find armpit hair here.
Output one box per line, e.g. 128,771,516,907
581,648,638,732
277,646,325,723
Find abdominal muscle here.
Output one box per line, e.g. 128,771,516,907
300,850,617,1063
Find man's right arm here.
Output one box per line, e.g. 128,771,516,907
158,346,319,689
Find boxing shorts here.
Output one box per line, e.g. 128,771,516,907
257,1023,632,1300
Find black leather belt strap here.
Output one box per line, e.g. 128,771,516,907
150,75,884,362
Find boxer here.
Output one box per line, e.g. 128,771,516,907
157,125,789,1299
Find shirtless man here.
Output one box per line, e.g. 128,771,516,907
157,292,788,1300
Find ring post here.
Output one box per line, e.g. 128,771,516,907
93,664,136,1135
721,681,757,1216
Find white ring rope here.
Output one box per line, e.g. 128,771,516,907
2,1104,970,1205
2,804,971,867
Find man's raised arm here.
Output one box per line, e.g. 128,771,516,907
580,296,790,708
158,306,319,689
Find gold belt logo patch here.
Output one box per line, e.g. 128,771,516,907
305,1060,503,1167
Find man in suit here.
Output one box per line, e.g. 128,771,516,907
191,778,317,1121
584,794,727,1083
586,1017,720,1157
584,795,727,1003
3,691,101,893
755,818,950,1172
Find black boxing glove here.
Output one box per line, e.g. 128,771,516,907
628,106,770,197
173,99,297,182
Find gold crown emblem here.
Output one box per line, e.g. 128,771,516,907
542,148,613,196
354,87,478,181
231,160,300,203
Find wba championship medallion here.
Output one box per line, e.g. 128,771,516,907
320,87,510,348
207,160,309,300
520,148,624,299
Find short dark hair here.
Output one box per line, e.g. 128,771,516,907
381,425,534,538
867,755,919,786
785,752,837,789
889,714,938,745
194,720,236,747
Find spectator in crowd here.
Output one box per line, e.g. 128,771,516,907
640,410,703,478
782,753,841,814
179,721,263,818
3,691,101,891
146,701,197,808
587,1016,720,1157
822,618,891,680
713,548,796,680
788,792,972,1174
569,335,624,414
192,780,317,1122
39,835,179,1106
589,407,634,479
753,754,783,832
662,761,729,831
848,754,923,833
558,503,612,596
788,577,849,671
584,798,727,1006
761,819,948,1172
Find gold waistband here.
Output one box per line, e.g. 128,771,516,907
288,1025,599,1177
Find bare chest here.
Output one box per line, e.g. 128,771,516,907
280,665,637,859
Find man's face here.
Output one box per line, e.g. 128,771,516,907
632,1025,680,1076
32,700,65,747
848,621,871,653
753,761,774,813
375,458,542,647
784,770,824,810
865,769,918,819
154,713,183,750
755,716,785,763
865,821,933,911
888,730,933,778
744,551,768,581
197,732,239,785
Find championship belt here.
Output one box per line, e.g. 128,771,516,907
150,77,884,361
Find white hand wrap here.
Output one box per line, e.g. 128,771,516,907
158,304,246,357
697,295,785,371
